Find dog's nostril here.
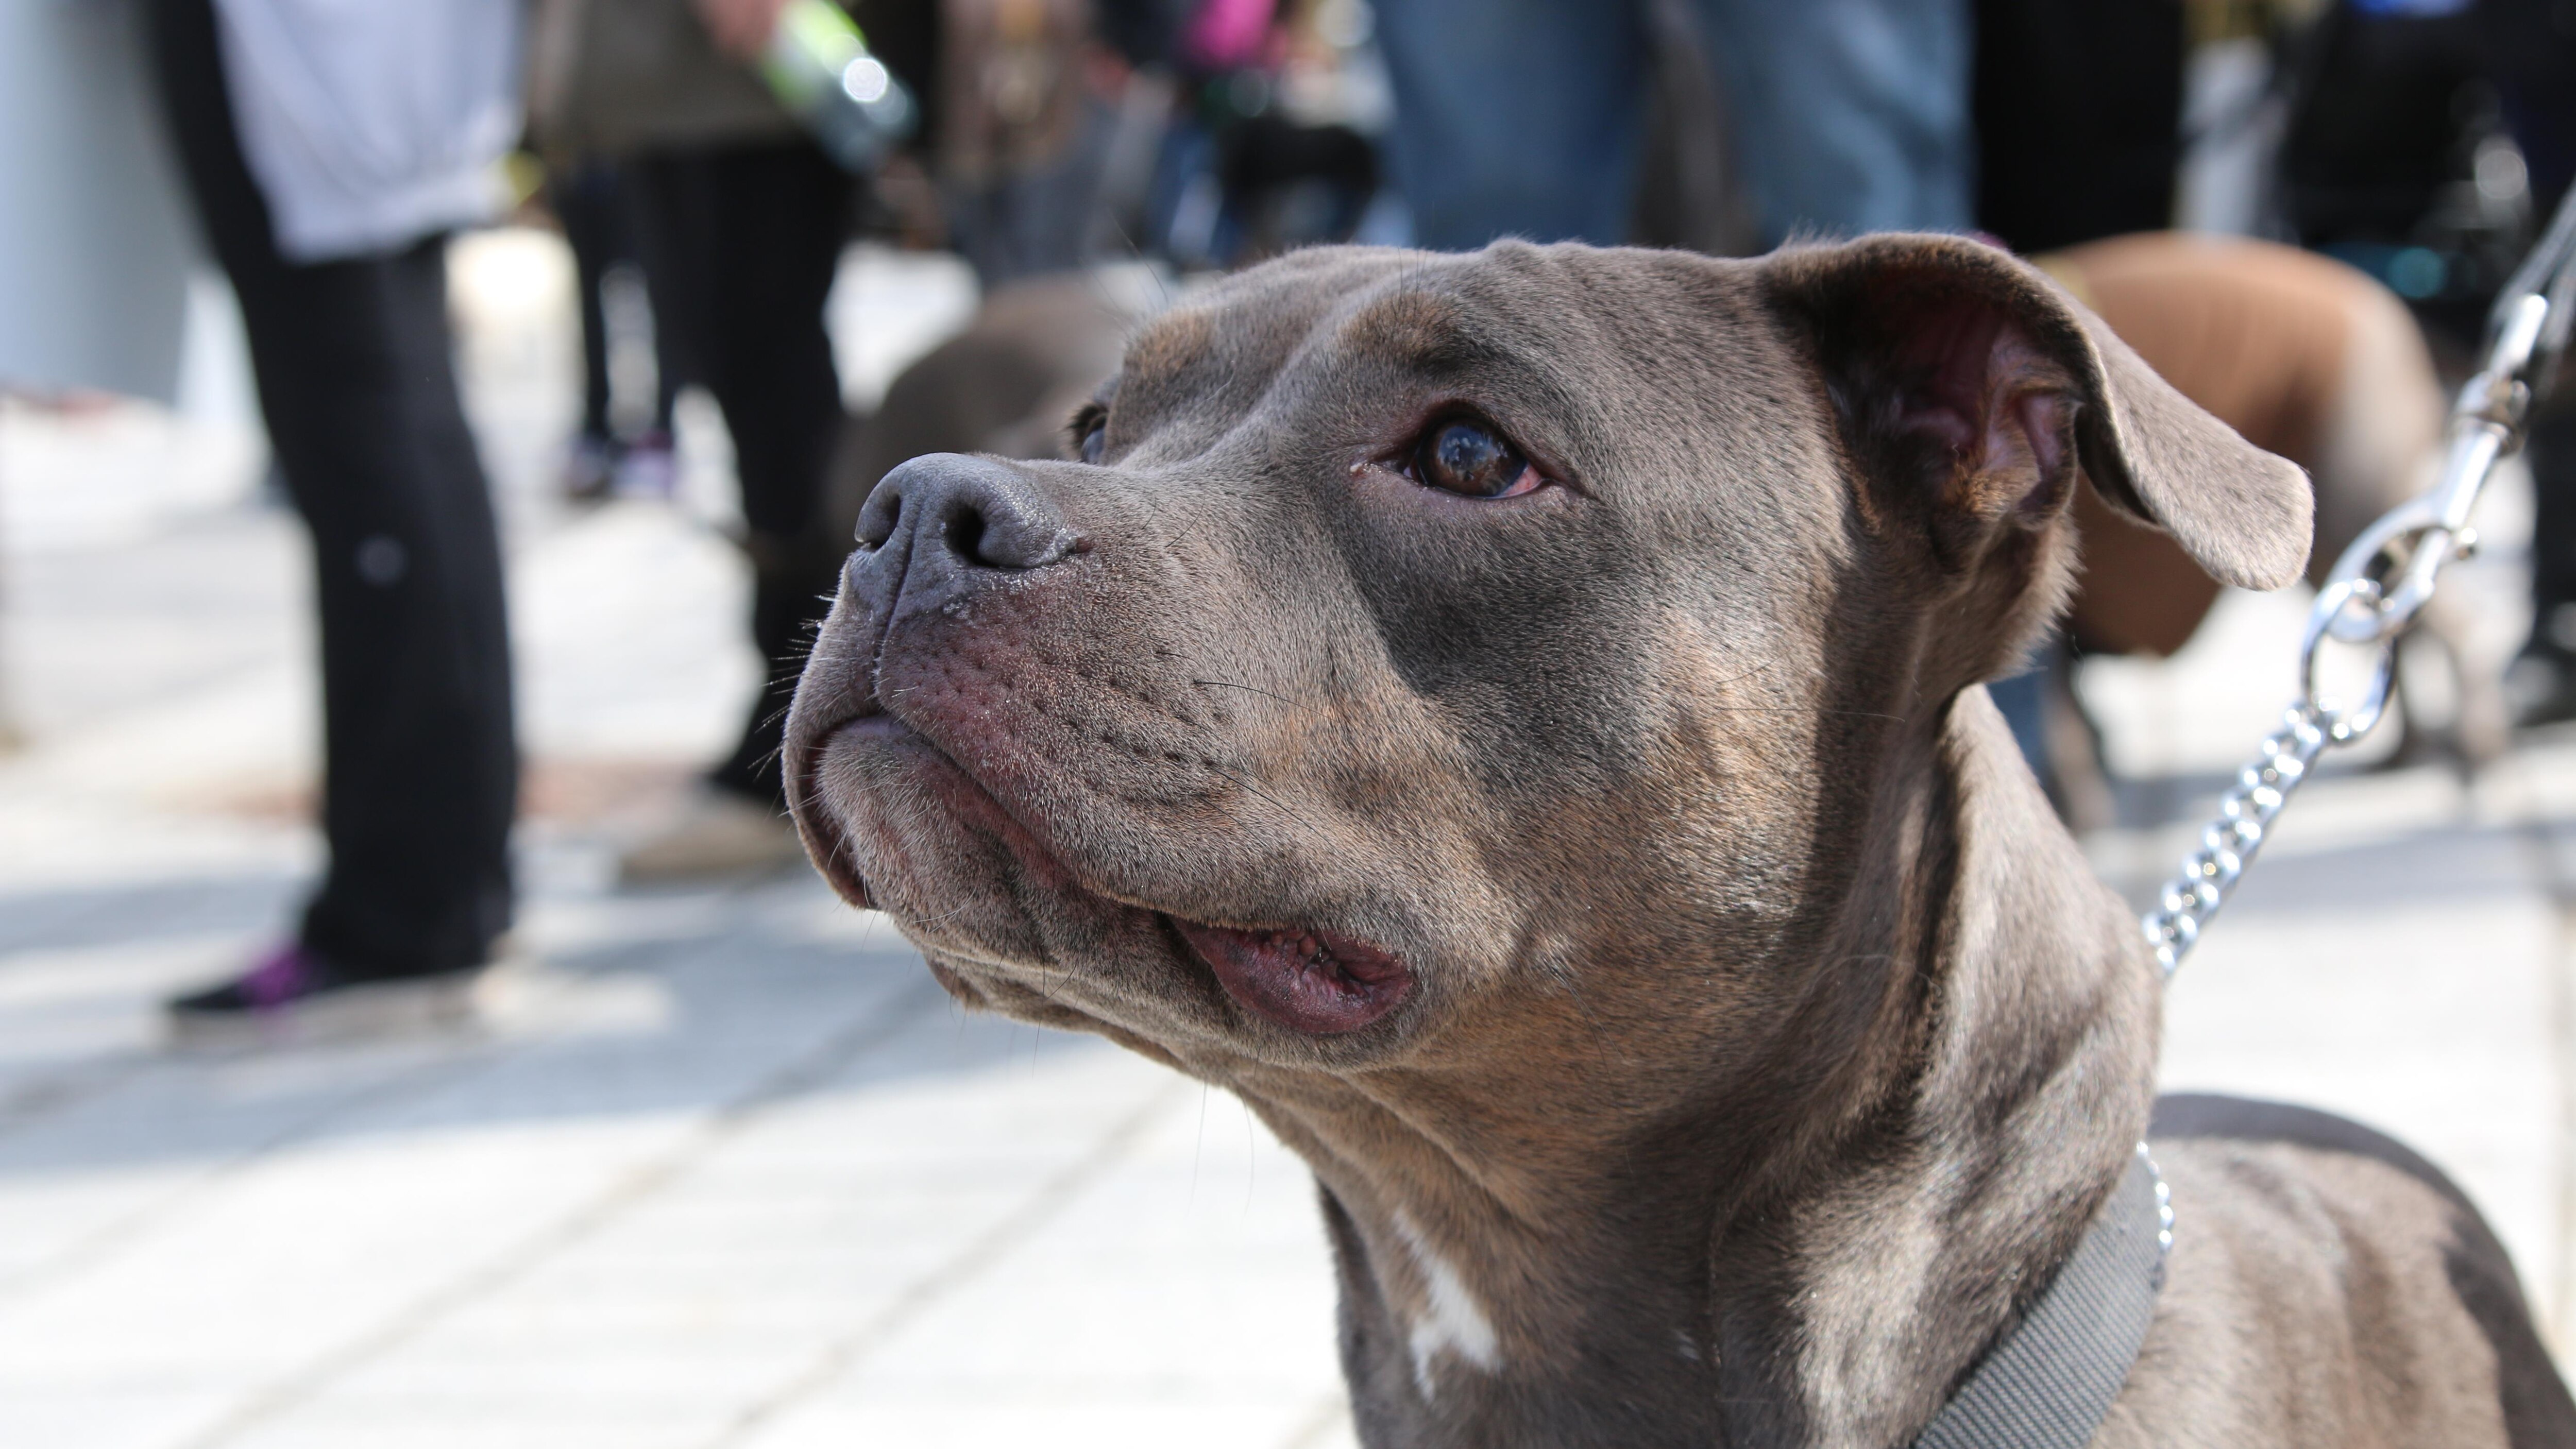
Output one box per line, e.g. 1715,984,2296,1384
860,453,1075,574
855,486,903,549
943,505,989,565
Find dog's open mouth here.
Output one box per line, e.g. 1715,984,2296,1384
1171,920,1414,1036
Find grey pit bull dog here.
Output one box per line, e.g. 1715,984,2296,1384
783,236,2576,1448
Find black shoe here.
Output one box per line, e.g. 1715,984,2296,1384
167,944,478,1039
168,943,341,1016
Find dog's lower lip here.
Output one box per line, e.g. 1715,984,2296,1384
1171,919,1414,1035
796,711,929,912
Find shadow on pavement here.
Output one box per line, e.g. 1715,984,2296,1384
0,879,1099,1182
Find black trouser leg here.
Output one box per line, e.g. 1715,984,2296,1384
2528,405,2576,651
625,141,853,806
147,0,517,976
555,162,624,443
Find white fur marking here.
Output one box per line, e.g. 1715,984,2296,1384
1393,1211,1500,1400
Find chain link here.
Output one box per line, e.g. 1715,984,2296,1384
2140,182,2576,978
2141,706,2329,977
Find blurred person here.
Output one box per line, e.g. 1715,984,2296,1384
1368,0,1974,252
530,0,931,878
549,159,681,502
145,0,522,1020
1972,0,2182,256
1140,0,1388,269
2268,0,2576,727
932,0,1387,282
2476,0,2576,725
939,0,1112,283
2277,0,2520,347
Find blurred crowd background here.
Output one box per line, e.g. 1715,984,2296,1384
4,0,2576,1441
2,0,2572,1014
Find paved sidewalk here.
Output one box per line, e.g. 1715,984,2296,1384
0,232,2568,1447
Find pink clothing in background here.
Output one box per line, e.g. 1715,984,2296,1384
1183,0,1276,71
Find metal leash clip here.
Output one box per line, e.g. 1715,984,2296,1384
2143,188,2576,978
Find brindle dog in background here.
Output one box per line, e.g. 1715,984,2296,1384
784,235,2576,1448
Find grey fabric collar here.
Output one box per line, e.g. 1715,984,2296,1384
1910,1146,2172,1449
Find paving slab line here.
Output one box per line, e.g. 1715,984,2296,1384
0,1038,489,1301
172,974,953,1449
700,1074,1190,1447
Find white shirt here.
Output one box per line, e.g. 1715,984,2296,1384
214,0,522,262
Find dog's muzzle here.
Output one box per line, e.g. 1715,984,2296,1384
784,453,1084,910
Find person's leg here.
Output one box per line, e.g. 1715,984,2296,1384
1369,0,1651,249
702,143,853,803
1688,0,1976,242
628,140,853,806
2512,404,2576,724
553,162,624,498
554,162,621,447
291,244,517,974
612,157,697,459
147,0,516,985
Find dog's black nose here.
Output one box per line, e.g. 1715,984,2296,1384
857,453,1077,573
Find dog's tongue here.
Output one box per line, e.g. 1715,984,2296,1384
1173,920,1413,1035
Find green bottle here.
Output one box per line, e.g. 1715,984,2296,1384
761,0,918,172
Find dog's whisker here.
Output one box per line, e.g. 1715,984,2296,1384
1190,678,1303,709
1701,706,1908,723
828,824,870,897
904,899,977,929
1704,657,1790,691
1200,762,1331,844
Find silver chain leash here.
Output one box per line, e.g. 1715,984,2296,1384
2144,187,2576,978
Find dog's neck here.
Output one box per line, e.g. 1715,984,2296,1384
1213,690,2160,1449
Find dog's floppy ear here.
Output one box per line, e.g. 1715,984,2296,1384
1765,233,2311,591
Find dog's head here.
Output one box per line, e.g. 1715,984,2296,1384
784,236,2309,1083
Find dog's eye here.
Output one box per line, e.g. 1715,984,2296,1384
1414,419,1540,499
1070,404,1108,465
